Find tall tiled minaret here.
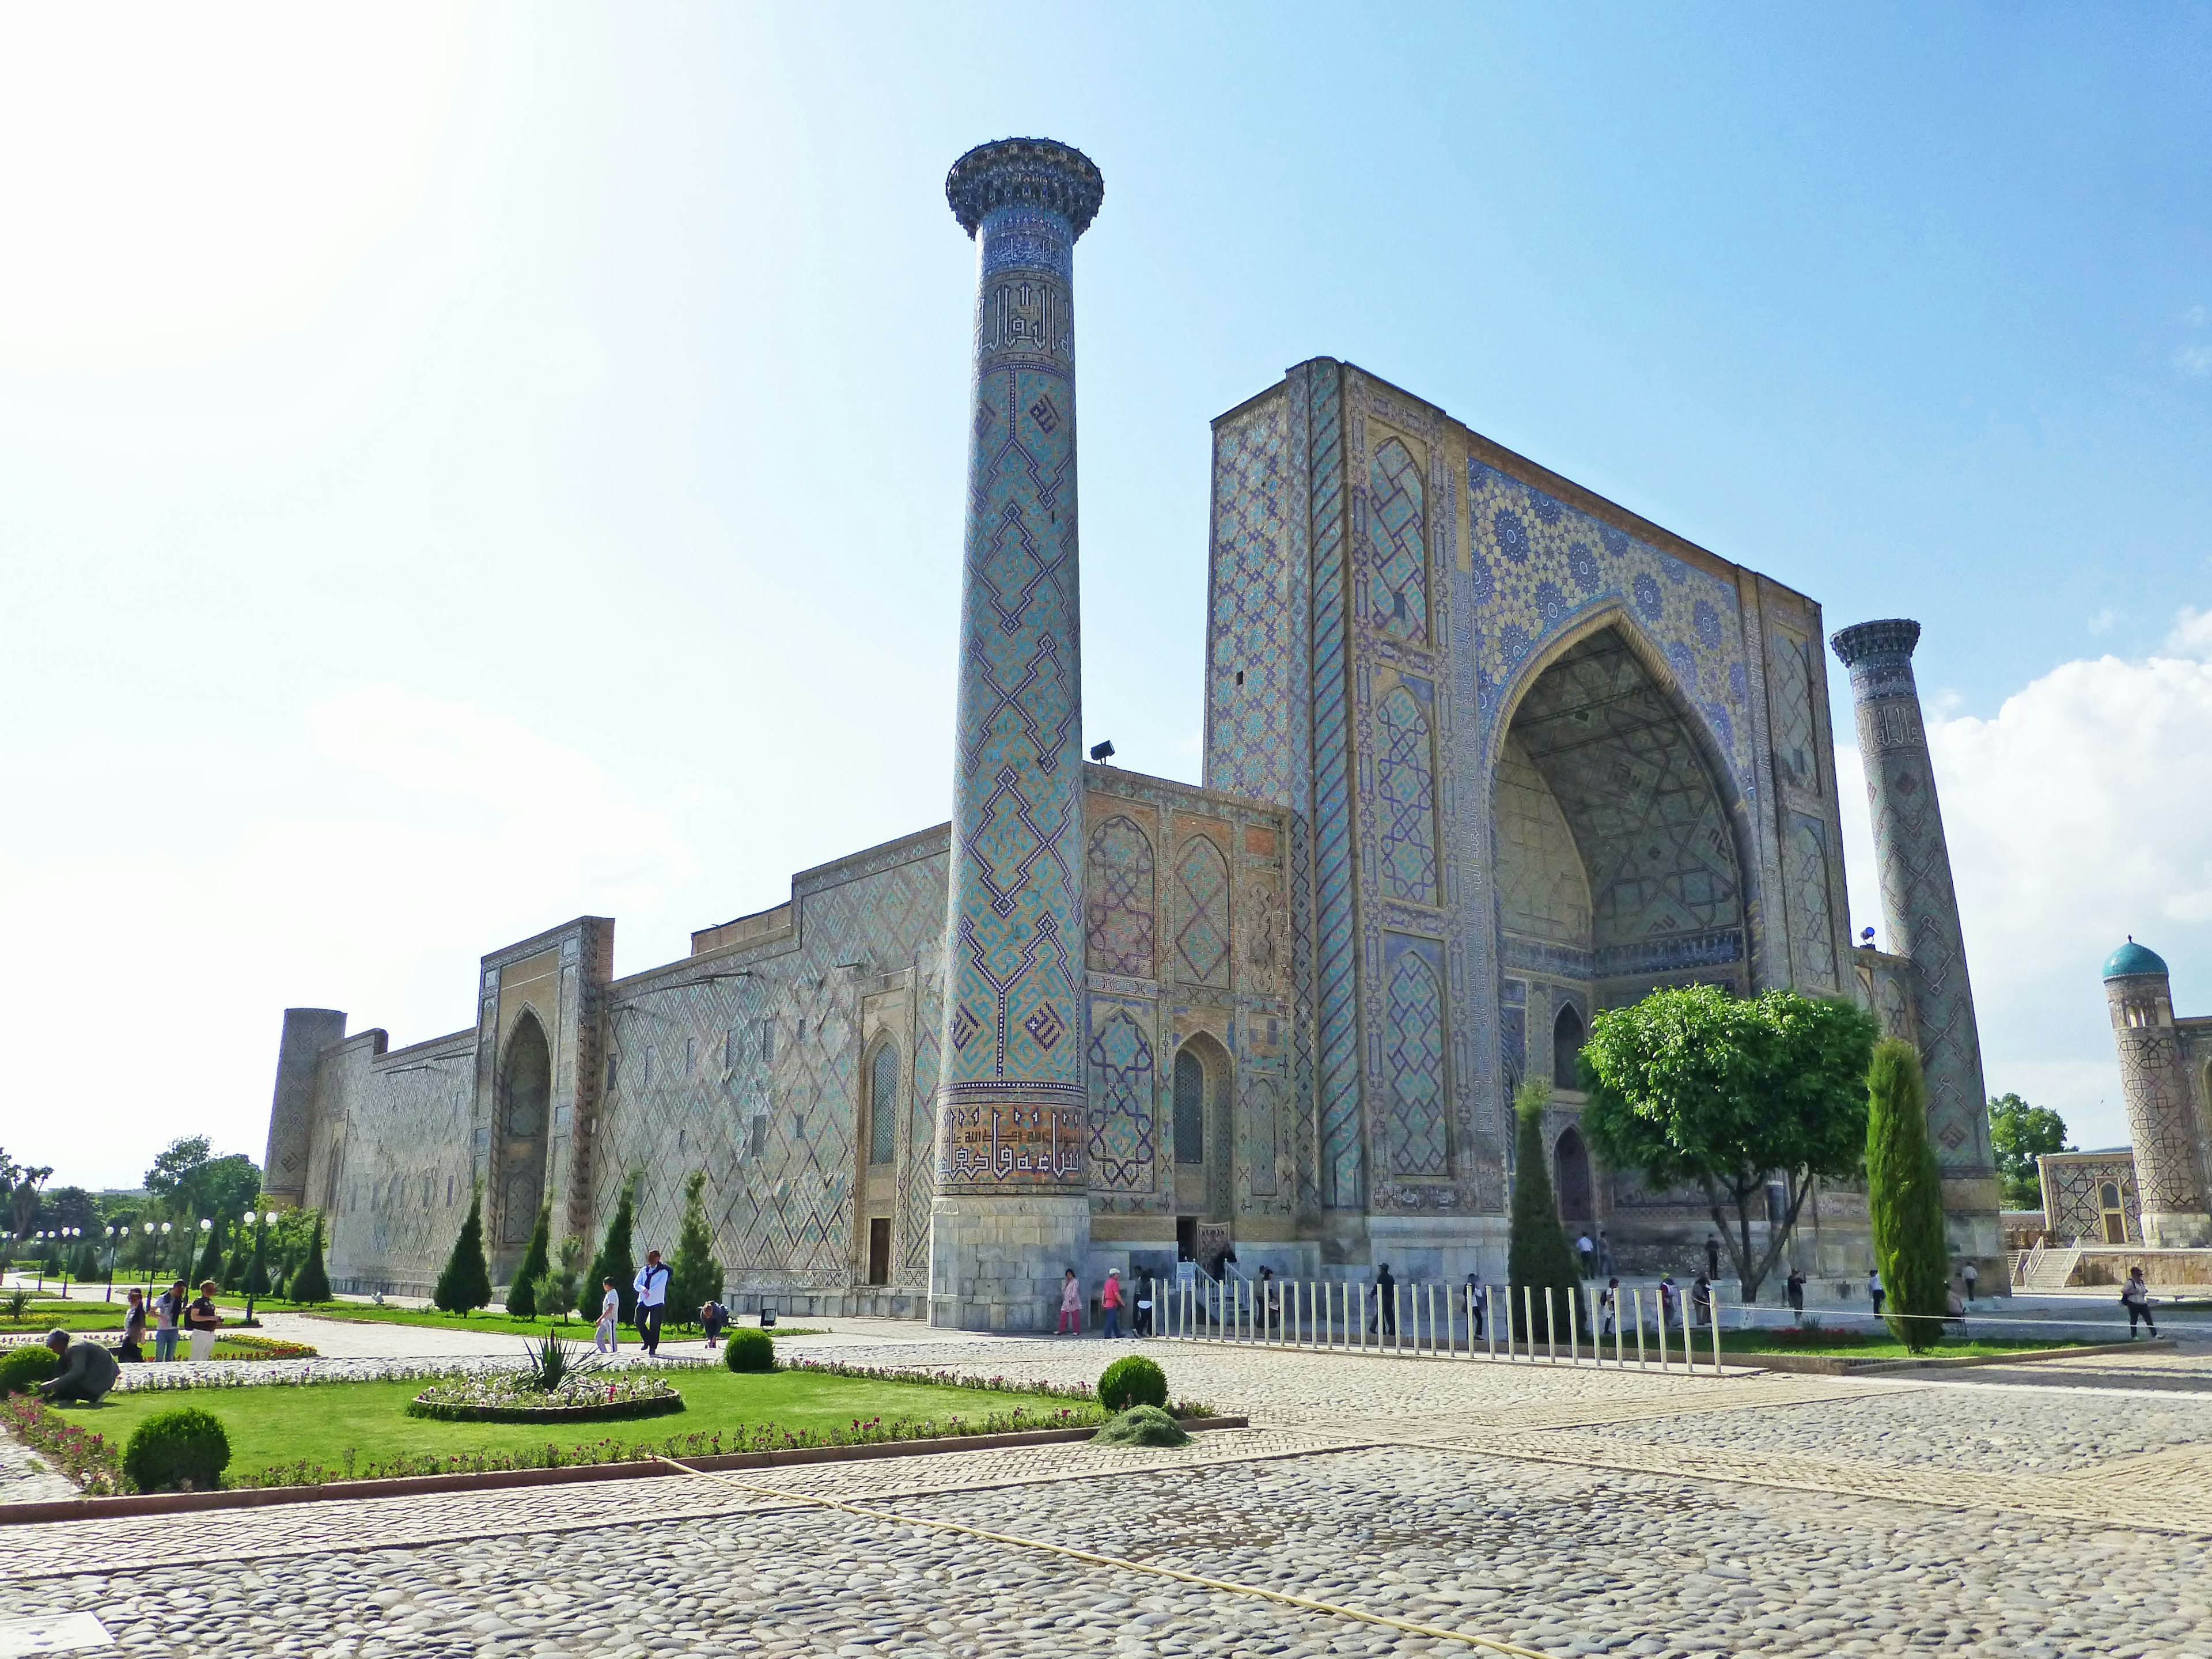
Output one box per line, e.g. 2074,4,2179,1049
929,139,1104,1331
1831,619,2003,1283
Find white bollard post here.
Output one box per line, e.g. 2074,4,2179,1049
1632,1287,1645,1368
1711,1290,1724,1375
1485,1286,1497,1359
1569,1286,1580,1364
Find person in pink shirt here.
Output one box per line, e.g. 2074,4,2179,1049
1100,1268,1123,1338
1058,1268,1082,1335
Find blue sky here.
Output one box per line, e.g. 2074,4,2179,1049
3,4,2207,1185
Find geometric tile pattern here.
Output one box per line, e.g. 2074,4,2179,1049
1374,683,1438,905
1768,629,1820,793
1085,815,1155,978
2041,1150,2141,1244
939,198,1090,1190
1785,813,1839,995
868,1041,899,1167
1368,436,1428,644
1493,734,1592,947
1207,399,1294,805
1173,837,1232,988
1383,935,1450,1177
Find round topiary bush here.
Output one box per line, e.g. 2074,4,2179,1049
0,1343,60,1397
724,1328,775,1373
1093,1403,1189,1448
123,1406,231,1493
1098,1353,1167,1413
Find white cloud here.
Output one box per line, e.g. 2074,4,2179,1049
2178,344,2212,379
0,688,694,1187
1837,613,2212,1151
2087,607,2118,636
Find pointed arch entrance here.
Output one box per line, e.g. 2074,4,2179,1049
1555,1126,1594,1228
493,1011,552,1274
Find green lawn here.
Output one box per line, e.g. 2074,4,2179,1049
291,1306,824,1341
1714,1330,2109,1359
59,1369,1089,1487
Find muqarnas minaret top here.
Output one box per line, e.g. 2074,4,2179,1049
929,139,1103,1330
1831,618,2002,1277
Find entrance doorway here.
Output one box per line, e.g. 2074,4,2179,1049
1555,1126,1593,1226
2099,1182,2127,1244
866,1218,891,1286
1175,1215,1198,1262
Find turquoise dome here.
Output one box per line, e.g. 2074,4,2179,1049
2103,940,2169,980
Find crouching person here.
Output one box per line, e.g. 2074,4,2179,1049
37,1330,121,1406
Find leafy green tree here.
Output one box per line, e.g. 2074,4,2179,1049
1868,1038,1949,1352
585,1173,639,1326
1987,1093,2071,1210
290,1217,332,1305
44,1186,100,1234
432,1185,493,1314
143,1137,214,1202
668,1171,724,1331
505,1203,552,1320
144,1139,262,1229
1508,1079,1585,1343
1582,985,1877,1304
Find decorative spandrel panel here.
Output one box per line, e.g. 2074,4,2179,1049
1769,629,1821,794
1085,815,1155,978
1374,679,1440,906
1368,436,1429,645
1382,933,1450,1180
1086,998,1158,1213
1785,813,1840,994
1173,836,1232,988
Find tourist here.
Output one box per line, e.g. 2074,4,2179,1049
36,1330,120,1406
1600,1277,1620,1339
1658,1273,1677,1328
1058,1268,1083,1335
1101,1268,1123,1338
1867,1267,1884,1318
632,1251,671,1357
1704,1234,1722,1280
594,1277,620,1354
1691,1272,1713,1330
2122,1267,2158,1337
700,1297,726,1347
1786,1269,1806,1315
152,1278,185,1362
1257,1266,1280,1332
1132,1280,1154,1338
1961,1260,1979,1306
1596,1229,1615,1277
118,1287,146,1363
1370,1263,1397,1338
1575,1232,1596,1278
1465,1274,1486,1339
184,1279,222,1362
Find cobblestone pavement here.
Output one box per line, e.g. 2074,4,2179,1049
5,1330,2212,1656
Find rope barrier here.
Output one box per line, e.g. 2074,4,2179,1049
655,1455,1556,1658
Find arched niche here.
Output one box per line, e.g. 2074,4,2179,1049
1493,619,1753,1005
1171,1032,1234,1221
1555,1125,1594,1226
1552,1003,1586,1089
494,1011,552,1259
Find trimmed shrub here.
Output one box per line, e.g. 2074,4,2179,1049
123,1406,231,1493
1508,1077,1585,1342
290,1218,332,1306
433,1185,493,1315
0,1344,60,1397
506,1204,551,1320
1867,1037,1948,1353
724,1328,775,1373
1097,1353,1168,1413
1093,1404,1188,1448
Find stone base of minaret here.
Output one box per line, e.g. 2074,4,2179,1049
927,1194,1092,1332
1942,1173,2009,1294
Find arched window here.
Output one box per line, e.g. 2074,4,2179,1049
868,1042,900,1167
1173,1046,1206,1165
1552,1003,1585,1088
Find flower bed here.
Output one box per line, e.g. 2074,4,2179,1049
406,1372,684,1424
211,1334,320,1361
778,1355,1214,1419
0,1394,123,1495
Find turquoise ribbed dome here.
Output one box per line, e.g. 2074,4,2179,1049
2102,940,2169,980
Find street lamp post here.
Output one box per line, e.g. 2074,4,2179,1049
196,1218,213,1293
34,1233,47,1293
242,1210,276,1325
58,1227,78,1294
104,1226,118,1301
140,1221,156,1291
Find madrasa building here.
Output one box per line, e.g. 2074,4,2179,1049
260,138,2005,1327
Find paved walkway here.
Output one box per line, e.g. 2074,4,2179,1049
5,1323,2211,1655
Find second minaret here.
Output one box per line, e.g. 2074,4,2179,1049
929,138,1104,1330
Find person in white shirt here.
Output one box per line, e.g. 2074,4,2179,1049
632,1251,671,1357
594,1278,620,1354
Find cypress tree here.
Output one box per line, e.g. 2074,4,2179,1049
505,1202,551,1320
432,1184,493,1314
585,1173,639,1326
244,1222,272,1298
194,1220,225,1287
1866,1037,1949,1353
669,1171,723,1331
1506,1078,1585,1346
290,1216,331,1305
222,1237,247,1292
